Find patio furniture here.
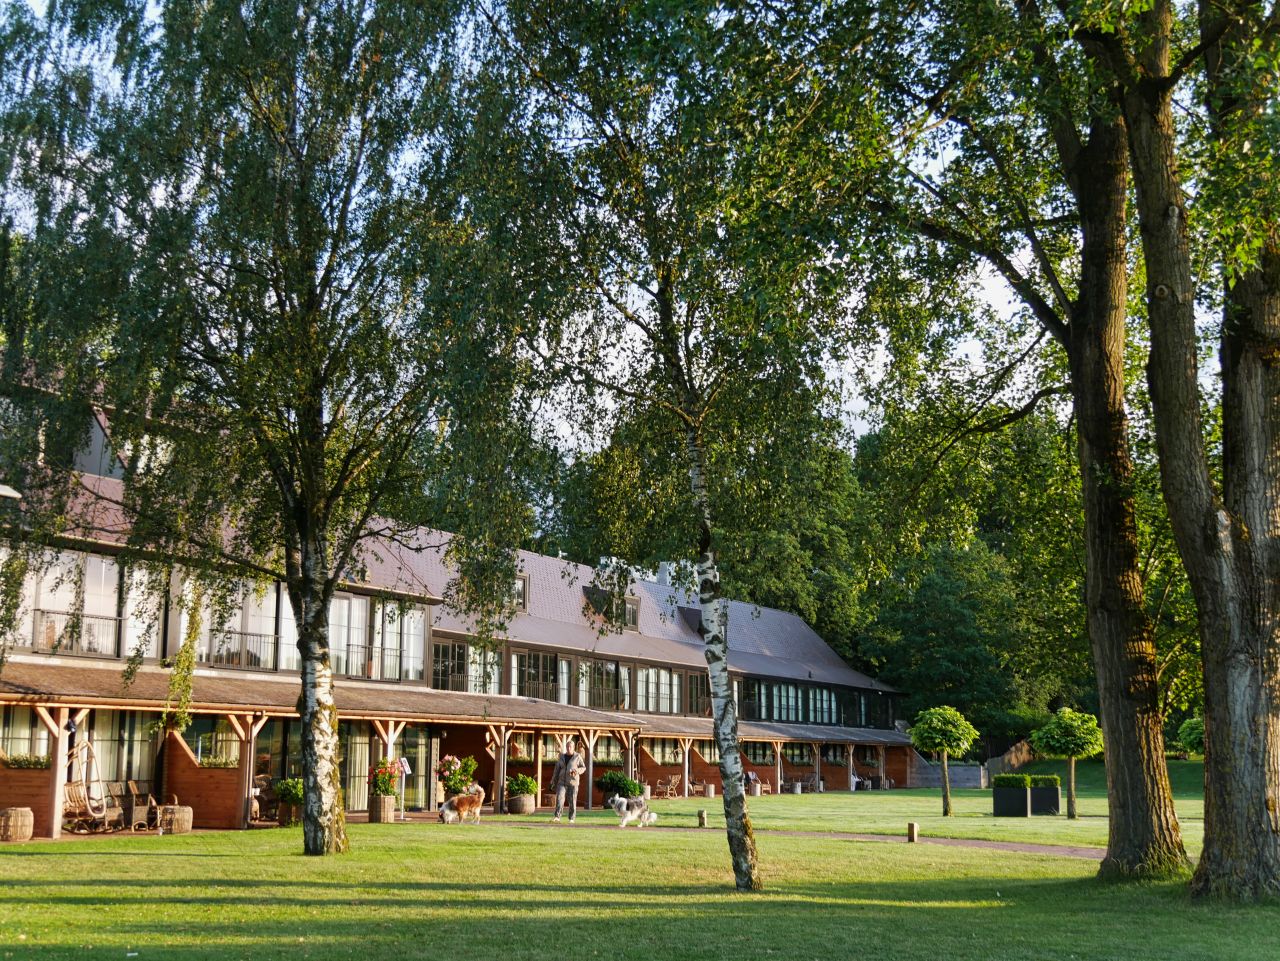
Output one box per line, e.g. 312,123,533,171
800,774,821,793
63,782,124,833
0,807,33,842
107,781,148,831
254,776,279,821
159,804,193,834
654,774,681,798
128,779,178,829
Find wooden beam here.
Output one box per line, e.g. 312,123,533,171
250,714,270,739
225,714,246,742
33,705,60,739
371,718,389,745
680,738,693,798
47,707,69,840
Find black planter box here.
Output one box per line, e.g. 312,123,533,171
992,786,1031,817
1030,786,1061,815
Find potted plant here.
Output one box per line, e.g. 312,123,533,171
991,773,1032,817
1029,774,1061,815
435,754,478,798
368,757,401,823
594,769,642,805
276,777,304,826
505,773,539,814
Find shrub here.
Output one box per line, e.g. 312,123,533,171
992,773,1031,788
594,769,642,798
1029,774,1060,788
198,754,239,768
1177,717,1205,755
276,777,304,806
435,754,478,794
0,753,51,769
505,773,538,798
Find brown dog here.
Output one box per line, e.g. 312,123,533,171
439,783,485,824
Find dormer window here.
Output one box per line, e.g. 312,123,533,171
511,574,529,612
623,597,639,630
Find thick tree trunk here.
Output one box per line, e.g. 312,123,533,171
1109,0,1280,898
940,749,952,816
686,429,761,891
290,556,349,856
1066,117,1189,878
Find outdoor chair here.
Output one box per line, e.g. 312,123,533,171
800,774,821,793
63,782,124,833
254,775,279,821
654,774,680,798
128,779,178,829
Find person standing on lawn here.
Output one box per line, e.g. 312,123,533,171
551,737,587,823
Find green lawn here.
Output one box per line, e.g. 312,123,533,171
2,762,1247,960
1,816,1272,961
510,760,1206,854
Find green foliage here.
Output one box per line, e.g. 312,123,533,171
992,774,1031,788
197,755,239,769
0,752,50,769
435,755,477,795
910,706,980,756
594,769,642,799
1029,775,1061,788
368,758,401,798
1176,718,1205,756
505,773,538,798
275,779,304,806
1030,708,1105,760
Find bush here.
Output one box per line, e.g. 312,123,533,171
1177,717,1205,755
0,753,51,769
594,769,642,798
505,773,538,798
1029,774,1060,788
276,778,304,805
435,754,478,794
992,773,1031,788
198,754,239,768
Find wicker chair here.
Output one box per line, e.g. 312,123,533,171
654,774,681,798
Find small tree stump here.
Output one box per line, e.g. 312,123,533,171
907,821,919,843
697,809,708,828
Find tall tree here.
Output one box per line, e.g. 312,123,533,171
837,0,1189,876
1069,0,1280,899
484,0,870,889
0,1,540,855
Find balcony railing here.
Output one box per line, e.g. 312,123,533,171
584,688,626,711
343,644,403,681
203,629,277,670
31,609,120,657
689,695,713,717
517,679,559,701
432,671,471,693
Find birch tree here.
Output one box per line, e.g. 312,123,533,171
0,0,540,855
483,0,870,890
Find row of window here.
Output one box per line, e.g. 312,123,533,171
4,550,896,728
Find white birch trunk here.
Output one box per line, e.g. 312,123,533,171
294,567,349,856
687,430,761,890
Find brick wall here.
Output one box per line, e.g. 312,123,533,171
163,731,245,829
0,767,56,837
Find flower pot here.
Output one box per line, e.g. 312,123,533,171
1030,786,1061,815
992,786,1031,817
369,794,397,823
506,794,536,815
278,804,302,827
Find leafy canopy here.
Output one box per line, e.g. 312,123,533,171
910,705,980,756
1029,708,1104,760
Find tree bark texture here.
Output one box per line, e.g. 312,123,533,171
687,430,762,891
1065,115,1189,878
941,750,952,816
1111,0,1280,898
293,563,349,856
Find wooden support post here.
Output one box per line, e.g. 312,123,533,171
907,822,919,842
847,743,854,791
579,729,600,810
773,740,784,794
879,745,887,788
495,726,511,813
534,730,543,803
680,737,693,798
36,706,68,840
697,809,708,828
813,742,822,792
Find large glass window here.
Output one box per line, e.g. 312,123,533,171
468,646,501,695
636,666,681,714
783,743,814,765
28,551,121,656
121,567,163,659
89,709,159,782
688,673,712,717
646,738,683,765
513,650,561,701
743,742,774,765
578,659,625,710
0,706,51,759
694,738,720,763
432,641,468,691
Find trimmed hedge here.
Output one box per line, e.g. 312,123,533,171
992,773,1031,788
1029,774,1060,787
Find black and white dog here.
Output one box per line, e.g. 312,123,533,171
609,794,658,828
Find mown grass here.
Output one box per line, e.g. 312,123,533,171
507,760,1206,854
1,817,1271,961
